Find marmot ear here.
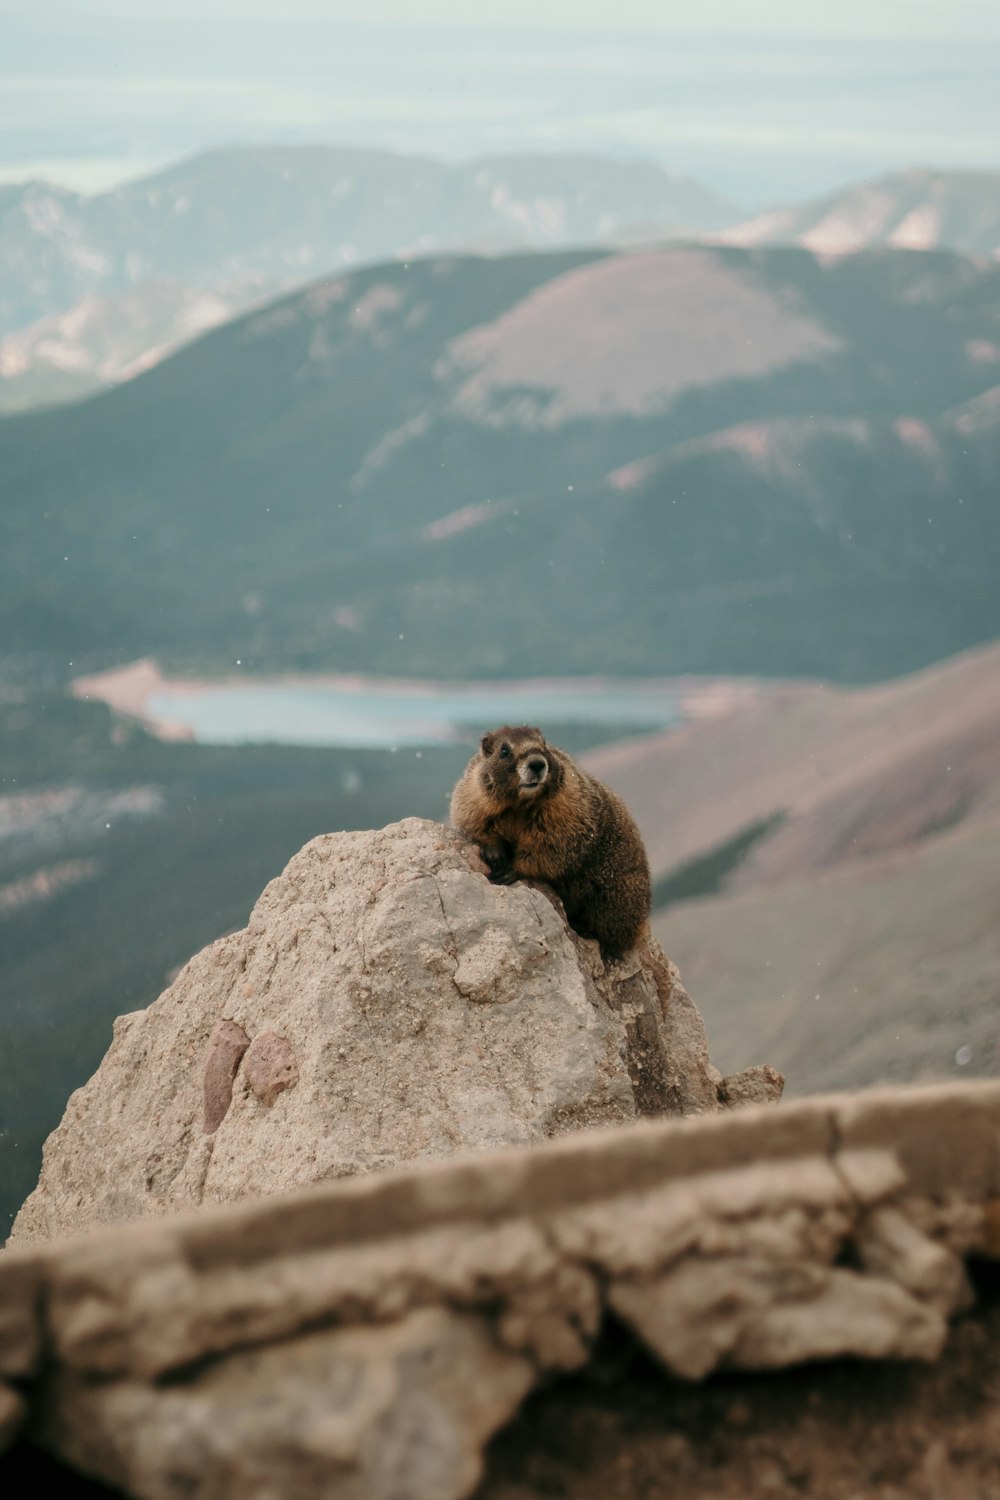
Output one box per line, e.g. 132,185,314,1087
480,733,495,757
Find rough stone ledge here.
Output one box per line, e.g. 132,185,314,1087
2,1079,1000,1499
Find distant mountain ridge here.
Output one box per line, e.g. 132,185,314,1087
2,239,999,684
719,168,1000,258
0,279,265,412
0,145,736,409
5,155,1000,416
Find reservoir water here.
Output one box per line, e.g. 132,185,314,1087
146,679,680,749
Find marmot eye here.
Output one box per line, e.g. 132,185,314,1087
499,743,512,759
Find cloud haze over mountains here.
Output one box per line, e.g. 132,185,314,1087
4,5,1000,204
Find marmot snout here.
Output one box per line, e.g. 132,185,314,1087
449,724,651,960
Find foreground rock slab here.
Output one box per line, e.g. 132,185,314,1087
2,1081,999,1498
11,818,774,1246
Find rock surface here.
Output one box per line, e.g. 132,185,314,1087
2,1082,999,1498
42,1310,535,1500
11,818,770,1246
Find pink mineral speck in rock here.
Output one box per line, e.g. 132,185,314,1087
243,1031,299,1108
202,1018,251,1134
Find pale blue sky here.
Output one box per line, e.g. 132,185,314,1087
8,1,1000,36
3,3,998,205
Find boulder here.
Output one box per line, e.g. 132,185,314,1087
10,818,772,1245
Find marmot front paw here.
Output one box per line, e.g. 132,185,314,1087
481,839,516,884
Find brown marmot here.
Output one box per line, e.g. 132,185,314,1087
449,724,651,959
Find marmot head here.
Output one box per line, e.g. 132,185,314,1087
477,724,562,806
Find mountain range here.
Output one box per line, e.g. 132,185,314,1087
0,146,735,411
0,280,261,412
2,239,999,684
3,152,1000,414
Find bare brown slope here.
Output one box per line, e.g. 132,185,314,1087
585,639,1000,887
594,641,1000,1097
439,246,841,425
656,810,1000,1096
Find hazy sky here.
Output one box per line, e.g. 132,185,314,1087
8,1,1000,35
3,2,999,205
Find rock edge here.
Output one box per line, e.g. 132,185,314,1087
2,1080,999,1498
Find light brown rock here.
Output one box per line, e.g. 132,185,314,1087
39,1308,534,1500
855,1204,972,1314
719,1064,785,1108
630,948,724,1115
11,819,743,1246
834,1084,1000,1197
611,1256,948,1379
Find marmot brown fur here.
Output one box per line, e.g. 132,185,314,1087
449,724,651,959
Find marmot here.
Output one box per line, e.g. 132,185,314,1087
449,724,651,959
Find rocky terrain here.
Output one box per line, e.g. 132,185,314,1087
4,817,1000,1500
2,1073,998,1497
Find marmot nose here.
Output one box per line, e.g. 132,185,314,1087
527,757,547,776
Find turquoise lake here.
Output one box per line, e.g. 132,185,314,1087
147,680,680,749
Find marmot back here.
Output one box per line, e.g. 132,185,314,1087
449,724,651,959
